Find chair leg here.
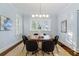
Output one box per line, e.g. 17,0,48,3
32,51,38,56
26,51,29,56
32,52,36,55
35,53,37,56
52,52,54,56
56,45,59,53
46,52,50,54
42,51,44,56
22,45,25,52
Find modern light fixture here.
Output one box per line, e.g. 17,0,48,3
32,4,49,18
32,14,49,18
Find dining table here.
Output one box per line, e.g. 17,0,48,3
28,34,53,49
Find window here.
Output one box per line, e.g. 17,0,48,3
61,20,67,33
30,19,51,31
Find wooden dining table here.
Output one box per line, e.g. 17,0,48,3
28,35,53,49
28,35,52,41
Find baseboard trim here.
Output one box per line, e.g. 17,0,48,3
0,40,23,56
58,41,79,56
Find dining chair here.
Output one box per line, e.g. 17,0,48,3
26,40,38,56
53,35,59,53
43,33,46,35
22,35,28,51
42,40,55,56
34,33,38,35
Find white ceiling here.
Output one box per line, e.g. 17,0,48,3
12,3,71,16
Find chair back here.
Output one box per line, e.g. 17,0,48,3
55,35,59,40
26,40,38,51
22,35,28,45
42,40,54,52
34,33,38,35
53,35,59,45
43,33,46,35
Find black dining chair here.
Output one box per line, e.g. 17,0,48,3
26,40,38,56
34,33,38,35
53,35,59,53
43,33,46,35
22,35,28,51
53,35,59,45
42,40,55,56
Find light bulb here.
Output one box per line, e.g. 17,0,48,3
36,14,38,17
46,14,49,18
39,15,42,18
43,14,45,17
32,14,35,17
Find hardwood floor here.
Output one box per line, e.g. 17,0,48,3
5,42,71,56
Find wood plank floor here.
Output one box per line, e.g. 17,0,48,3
5,42,71,56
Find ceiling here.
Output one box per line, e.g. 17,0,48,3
12,3,72,16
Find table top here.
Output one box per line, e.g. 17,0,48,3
28,35,53,41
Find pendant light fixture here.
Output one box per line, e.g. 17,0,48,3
32,3,49,18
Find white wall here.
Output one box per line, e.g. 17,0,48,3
51,15,58,37
77,10,79,51
23,14,58,38
58,4,79,52
23,15,30,36
0,4,22,53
